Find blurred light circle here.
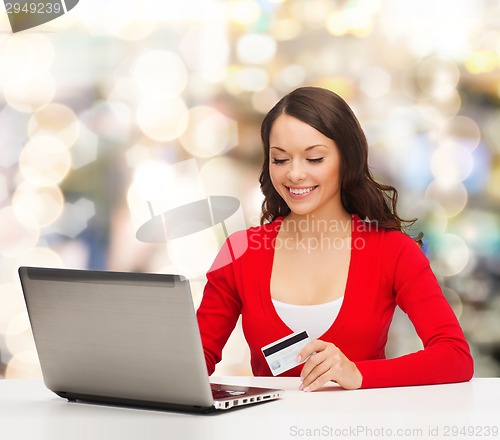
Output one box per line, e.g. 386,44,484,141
469,310,500,346
128,158,208,233
452,210,500,258
81,0,154,40
326,8,374,37
0,35,36,79
326,11,350,36
130,160,176,200
25,34,55,70
5,350,42,379
0,283,25,333
251,87,279,114
416,57,460,98
5,313,35,354
0,34,54,81
178,25,229,84
442,287,463,319
127,159,206,226
461,277,493,304
57,197,96,239
132,50,187,97
71,124,99,169
416,103,447,126
136,96,188,141
110,16,155,42
439,115,481,151
226,67,269,93
19,135,72,186
167,228,220,278
273,64,306,91
12,183,64,228
236,34,277,65
483,112,500,154
486,165,500,200
225,0,261,25
15,247,64,271
0,206,39,257
0,174,7,203
425,180,468,218
4,71,56,113
28,103,80,147
360,66,391,98
430,233,470,277
465,50,497,74
430,142,474,185
200,156,248,197
80,100,132,142
0,106,31,168
411,199,448,233
421,89,462,118
271,18,303,41
179,106,237,158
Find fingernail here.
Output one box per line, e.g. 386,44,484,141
299,383,304,390
296,355,302,363
303,386,310,392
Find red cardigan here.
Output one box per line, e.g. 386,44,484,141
196,215,474,388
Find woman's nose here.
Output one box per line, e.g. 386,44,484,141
287,162,306,183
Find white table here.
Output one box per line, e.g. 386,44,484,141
0,377,499,440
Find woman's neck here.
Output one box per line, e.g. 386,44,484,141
282,210,352,240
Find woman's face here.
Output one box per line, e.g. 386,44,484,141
268,114,343,219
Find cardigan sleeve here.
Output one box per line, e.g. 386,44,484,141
196,232,244,375
355,233,474,388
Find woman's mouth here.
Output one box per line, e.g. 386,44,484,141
286,185,318,196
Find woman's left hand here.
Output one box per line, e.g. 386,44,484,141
297,340,362,391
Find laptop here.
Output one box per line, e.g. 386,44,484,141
18,266,283,413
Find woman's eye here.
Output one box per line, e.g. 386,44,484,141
271,158,288,165
308,157,324,163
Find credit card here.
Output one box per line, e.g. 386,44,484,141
261,331,311,376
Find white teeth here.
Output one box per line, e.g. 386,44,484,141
289,186,315,195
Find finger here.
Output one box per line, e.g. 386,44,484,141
296,339,322,363
299,349,329,380
301,356,332,388
300,357,336,392
302,369,335,392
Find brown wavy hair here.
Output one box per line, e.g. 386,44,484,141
259,86,421,243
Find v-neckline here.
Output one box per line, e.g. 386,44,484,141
264,215,359,339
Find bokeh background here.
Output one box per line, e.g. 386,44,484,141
0,0,499,379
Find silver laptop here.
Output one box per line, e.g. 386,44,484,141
18,266,283,413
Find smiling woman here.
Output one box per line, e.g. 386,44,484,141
259,87,415,235
196,86,473,392
268,115,343,221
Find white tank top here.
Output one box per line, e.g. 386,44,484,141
271,296,344,340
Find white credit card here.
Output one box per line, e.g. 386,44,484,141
261,331,311,376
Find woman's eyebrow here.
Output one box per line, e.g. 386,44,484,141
305,144,329,151
270,144,329,152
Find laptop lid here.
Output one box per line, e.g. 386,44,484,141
18,266,280,412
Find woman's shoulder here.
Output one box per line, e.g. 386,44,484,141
353,215,422,252
217,217,282,264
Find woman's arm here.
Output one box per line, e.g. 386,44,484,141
196,235,243,375
298,231,473,391
355,234,474,388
